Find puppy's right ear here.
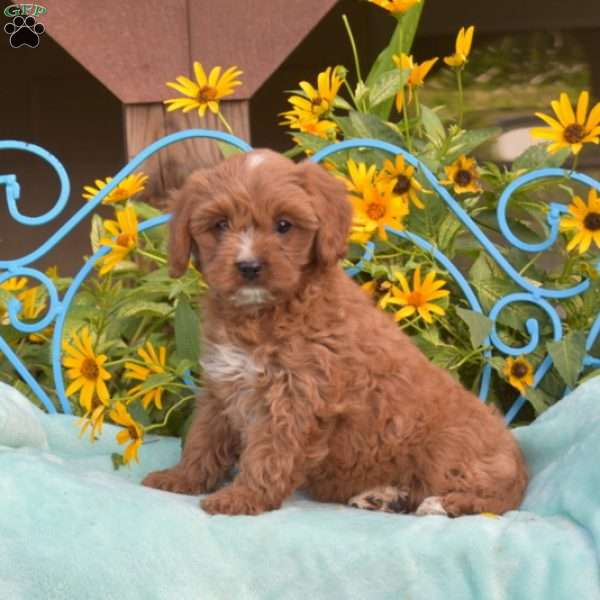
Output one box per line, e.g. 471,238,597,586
168,169,211,277
167,188,194,278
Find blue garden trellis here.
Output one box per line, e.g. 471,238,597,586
1,130,600,424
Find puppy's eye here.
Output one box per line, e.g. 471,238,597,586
214,219,229,233
275,219,292,234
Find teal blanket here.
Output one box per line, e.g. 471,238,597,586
1,379,599,600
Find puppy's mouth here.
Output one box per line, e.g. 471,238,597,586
229,286,275,307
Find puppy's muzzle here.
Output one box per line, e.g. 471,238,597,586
236,260,263,282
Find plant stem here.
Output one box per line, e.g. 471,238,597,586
414,87,423,138
144,395,195,433
342,14,363,84
519,252,542,276
136,249,167,264
401,88,413,151
217,111,234,135
343,78,358,109
456,68,464,128
568,153,580,178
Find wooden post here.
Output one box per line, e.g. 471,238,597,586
123,99,250,205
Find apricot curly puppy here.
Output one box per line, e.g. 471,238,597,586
143,150,528,517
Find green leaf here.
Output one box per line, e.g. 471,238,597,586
486,355,506,376
332,96,354,111
420,104,446,144
524,386,553,416
368,68,409,108
217,140,245,160
365,1,424,120
111,453,125,471
445,128,501,164
455,307,493,349
131,200,162,221
117,302,173,319
436,214,463,254
90,214,105,254
336,111,405,148
512,143,570,171
547,330,587,388
175,296,200,364
136,372,174,393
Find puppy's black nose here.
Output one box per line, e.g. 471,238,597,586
236,260,262,281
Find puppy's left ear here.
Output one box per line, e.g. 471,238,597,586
298,160,352,268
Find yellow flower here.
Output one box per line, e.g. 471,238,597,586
98,205,139,275
164,61,243,117
281,109,338,139
62,326,111,411
361,277,394,309
0,277,28,293
368,0,420,14
77,399,107,442
379,155,429,209
444,26,475,68
503,356,534,393
82,172,148,205
349,178,409,241
109,401,144,464
17,286,51,343
392,53,438,112
385,267,450,323
531,91,600,156
0,278,29,325
442,155,482,194
560,188,600,254
287,66,343,118
124,341,168,410
344,160,378,195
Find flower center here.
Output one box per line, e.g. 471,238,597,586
311,96,325,109
407,291,425,307
127,425,140,440
81,357,99,380
376,280,392,294
366,202,386,220
197,85,218,103
110,188,129,202
563,123,585,144
116,233,132,247
394,175,411,194
511,362,528,378
454,169,472,187
584,212,600,231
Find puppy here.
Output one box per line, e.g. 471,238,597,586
142,150,528,517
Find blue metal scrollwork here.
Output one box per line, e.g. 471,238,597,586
1,130,598,423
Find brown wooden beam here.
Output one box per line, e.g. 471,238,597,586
123,100,250,204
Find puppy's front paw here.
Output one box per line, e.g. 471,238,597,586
201,485,270,516
142,467,204,495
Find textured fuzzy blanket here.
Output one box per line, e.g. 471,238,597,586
0,379,599,600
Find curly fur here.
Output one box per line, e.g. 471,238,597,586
143,149,528,517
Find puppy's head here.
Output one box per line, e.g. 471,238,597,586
168,149,351,308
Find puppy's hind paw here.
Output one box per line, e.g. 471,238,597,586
348,486,408,514
415,496,448,517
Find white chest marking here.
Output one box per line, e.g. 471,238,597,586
201,343,260,383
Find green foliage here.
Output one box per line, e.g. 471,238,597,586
279,0,600,422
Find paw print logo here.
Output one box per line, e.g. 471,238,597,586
4,15,45,48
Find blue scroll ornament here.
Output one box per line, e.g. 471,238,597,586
1,132,599,423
